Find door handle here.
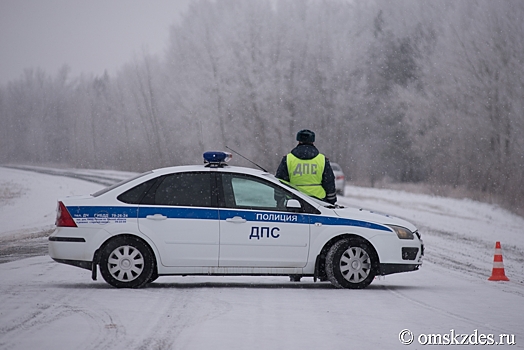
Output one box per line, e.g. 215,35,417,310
146,214,167,220
225,216,247,223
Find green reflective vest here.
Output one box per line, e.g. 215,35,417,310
286,153,326,199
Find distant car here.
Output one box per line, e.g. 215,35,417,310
49,151,424,289
330,162,346,196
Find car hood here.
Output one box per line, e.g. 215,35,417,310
332,206,418,232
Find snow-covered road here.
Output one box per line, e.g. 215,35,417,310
1,166,523,349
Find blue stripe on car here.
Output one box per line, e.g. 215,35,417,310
312,216,390,231
139,207,219,220
67,206,390,232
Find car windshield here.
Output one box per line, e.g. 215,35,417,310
276,178,298,190
276,178,343,208
307,195,344,208
92,171,153,197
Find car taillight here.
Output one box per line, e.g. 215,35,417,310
56,201,77,227
336,175,345,180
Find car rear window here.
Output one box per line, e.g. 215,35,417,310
117,177,158,204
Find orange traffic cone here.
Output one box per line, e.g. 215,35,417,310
488,241,509,281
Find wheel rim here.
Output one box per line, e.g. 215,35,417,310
339,246,371,283
107,245,145,282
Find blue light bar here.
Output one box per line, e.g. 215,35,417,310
203,151,232,164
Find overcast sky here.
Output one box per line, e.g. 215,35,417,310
0,0,191,86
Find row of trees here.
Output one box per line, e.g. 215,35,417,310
1,0,523,212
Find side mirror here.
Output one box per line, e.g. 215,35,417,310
286,199,302,209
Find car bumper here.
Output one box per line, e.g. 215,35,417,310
48,226,101,262
379,263,421,276
51,258,92,271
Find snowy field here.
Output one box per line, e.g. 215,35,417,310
1,166,523,349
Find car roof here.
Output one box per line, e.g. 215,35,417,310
148,164,285,186
330,162,342,171
151,164,271,176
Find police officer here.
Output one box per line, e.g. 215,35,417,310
276,129,337,205
276,130,337,282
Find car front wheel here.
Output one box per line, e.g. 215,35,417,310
325,238,377,289
99,236,154,288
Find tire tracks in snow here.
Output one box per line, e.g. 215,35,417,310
120,287,232,350
381,276,524,345
0,228,52,264
0,260,125,350
420,226,524,288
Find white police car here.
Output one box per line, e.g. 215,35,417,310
49,151,423,289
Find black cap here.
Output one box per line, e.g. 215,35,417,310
296,129,315,144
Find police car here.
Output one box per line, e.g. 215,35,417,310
330,162,346,196
49,151,423,289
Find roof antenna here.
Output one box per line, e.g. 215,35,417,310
226,146,268,173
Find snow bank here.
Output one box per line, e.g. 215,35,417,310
0,167,103,240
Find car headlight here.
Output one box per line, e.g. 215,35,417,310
387,225,414,240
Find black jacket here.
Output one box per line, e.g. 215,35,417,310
275,144,337,204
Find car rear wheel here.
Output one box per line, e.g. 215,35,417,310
325,238,376,289
99,236,154,288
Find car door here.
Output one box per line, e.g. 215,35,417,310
137,171,219,267
217,172,310,267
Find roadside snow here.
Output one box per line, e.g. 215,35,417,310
338,186,524,282
0,167,105,240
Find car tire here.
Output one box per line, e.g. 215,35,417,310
99,236,154,288
325,238,376,289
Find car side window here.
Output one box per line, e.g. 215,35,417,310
141,172,213,207
220,173,296,212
